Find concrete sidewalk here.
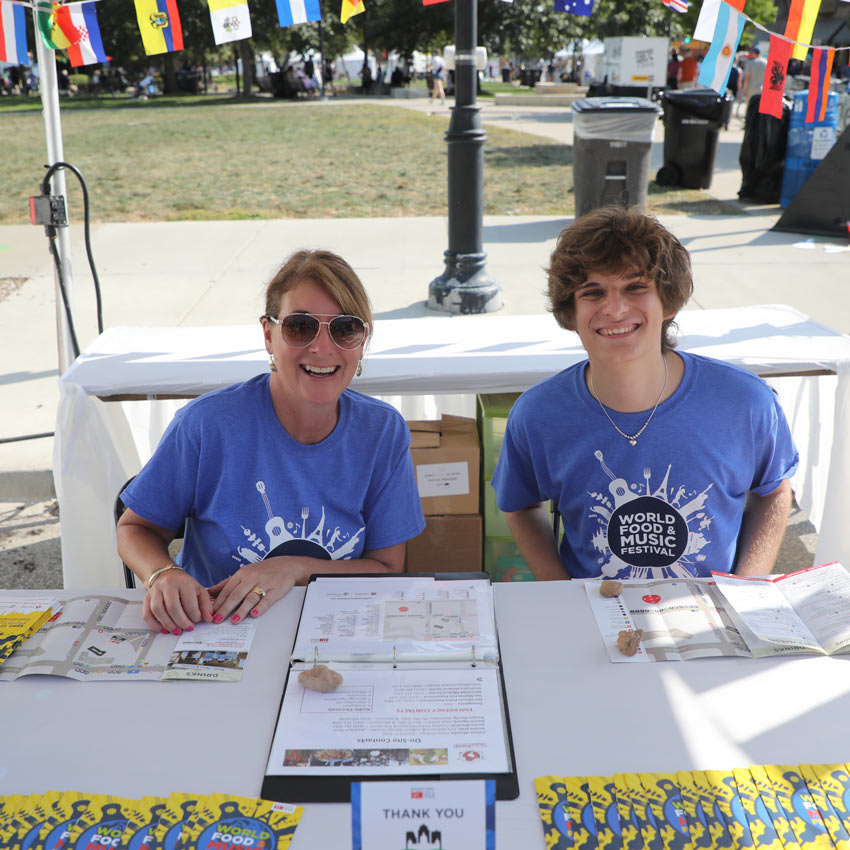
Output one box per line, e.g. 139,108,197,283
1,97,849,497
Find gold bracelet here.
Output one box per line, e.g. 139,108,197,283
146,562,184,590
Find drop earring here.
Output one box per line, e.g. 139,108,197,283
269,353,277,372
356,360,363,377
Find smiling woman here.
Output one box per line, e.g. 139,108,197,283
116,249,425,634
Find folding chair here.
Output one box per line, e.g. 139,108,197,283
114,477,184,589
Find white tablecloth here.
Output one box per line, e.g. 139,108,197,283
54,305,850,587
4,583,850,847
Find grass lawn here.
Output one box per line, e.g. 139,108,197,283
0,97,736,225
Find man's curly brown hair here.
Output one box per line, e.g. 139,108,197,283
547,207,693,352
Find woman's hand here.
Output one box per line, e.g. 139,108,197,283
144,569,214,634
208,557,307,624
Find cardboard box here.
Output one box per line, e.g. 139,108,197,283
408,415,480,516
405,514,483,573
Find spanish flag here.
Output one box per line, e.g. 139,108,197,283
340,0,364,24
134,0,184,55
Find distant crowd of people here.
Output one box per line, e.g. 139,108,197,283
0,64,37,96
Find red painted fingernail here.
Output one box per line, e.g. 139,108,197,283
172,629,182,636
161,629,169,634
186,626,194,632
213,614,222,624
232,615,241,624
251,609,259,617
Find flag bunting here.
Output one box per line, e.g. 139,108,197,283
0,0,29,64
275,0,320,27
554,0,595,16
805,46,834,123
698,0,745,93
758,33,792,119
791,0,823,60
661,0,689,14
340,0,363,23
691,1,849,69
133,0,183,55
35,1,106,65
208,0,251,44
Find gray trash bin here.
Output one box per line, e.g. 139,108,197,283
571,97,661,215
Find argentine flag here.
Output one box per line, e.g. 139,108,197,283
276,0,320,27
698,1,745,94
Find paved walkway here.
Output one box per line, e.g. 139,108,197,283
1,95,848,498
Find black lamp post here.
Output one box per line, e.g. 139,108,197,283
427,0,502,314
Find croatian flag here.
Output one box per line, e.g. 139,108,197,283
0,1,29,65
662,0,689,14
698,0,745,93
54,2,107,66
554,0,595,16
275,0,320,27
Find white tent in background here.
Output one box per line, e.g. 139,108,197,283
554,39,604,84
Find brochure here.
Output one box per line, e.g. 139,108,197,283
0,595,255,682
262,574,518,802
162,621,256,682
0,794,303,850
586,562,850,662
585,577,750,662
289,576,498,663
0,597,59,667
712,562,850,657
535,766,850,850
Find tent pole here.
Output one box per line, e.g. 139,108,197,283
33,18,77,374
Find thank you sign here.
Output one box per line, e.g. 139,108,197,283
351,779,495,850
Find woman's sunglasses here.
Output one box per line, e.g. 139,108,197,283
262,313,369,351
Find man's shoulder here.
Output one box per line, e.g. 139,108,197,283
510,365,582,418
683,352,775,403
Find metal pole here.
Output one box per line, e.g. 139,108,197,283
427,0,502,314
318,10,326,99
33,10,76,373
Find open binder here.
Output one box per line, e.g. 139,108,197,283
261,573,519,802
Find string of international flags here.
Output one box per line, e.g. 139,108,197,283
0,0,355,67
1,0,848,123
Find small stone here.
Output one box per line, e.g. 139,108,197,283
617,629,643,657
298,664,343,692
600,580,623,597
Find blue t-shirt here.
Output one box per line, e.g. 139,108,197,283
492,352,798,579
122,375,426,587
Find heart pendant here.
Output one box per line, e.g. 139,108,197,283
628,438,637,447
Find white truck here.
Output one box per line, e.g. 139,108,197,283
600,37,668,95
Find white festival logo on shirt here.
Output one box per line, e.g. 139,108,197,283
234,480,365,565
588,450,715,579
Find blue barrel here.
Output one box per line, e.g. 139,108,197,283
780,90,839,207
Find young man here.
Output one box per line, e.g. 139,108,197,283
491,208,797,580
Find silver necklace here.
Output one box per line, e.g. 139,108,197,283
589,356,669,447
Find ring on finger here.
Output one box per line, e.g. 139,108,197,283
250,586,267,599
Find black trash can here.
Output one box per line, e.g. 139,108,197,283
656,88,733,189
501,67,511,83
571,97,661,215
740,93,791,204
